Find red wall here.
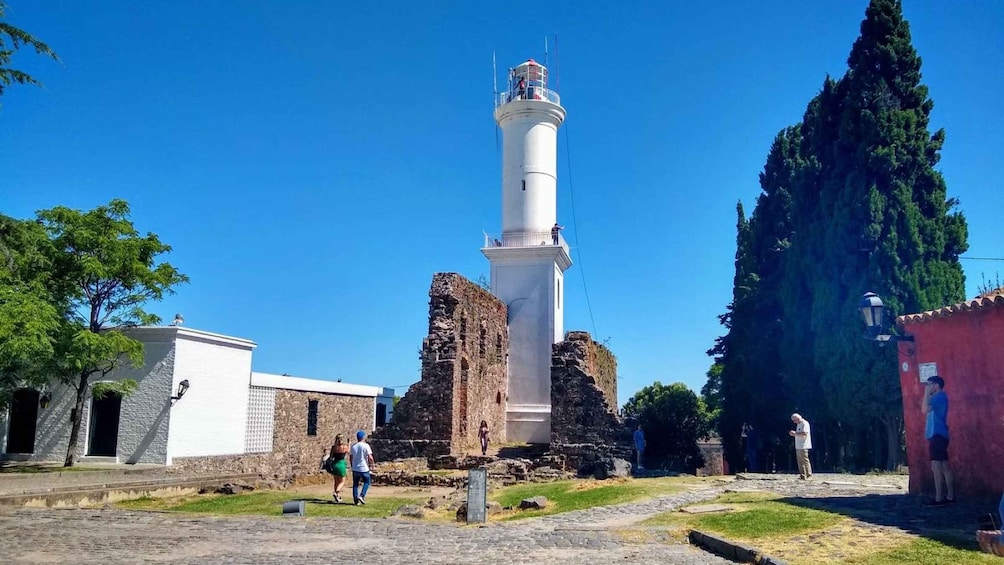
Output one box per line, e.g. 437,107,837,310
898,303,1004,498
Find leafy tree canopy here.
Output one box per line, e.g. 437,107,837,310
0,1,58,98
623,381,710,473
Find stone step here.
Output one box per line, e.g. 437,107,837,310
0,472,257,496
0,467,178,493
0,473,260,507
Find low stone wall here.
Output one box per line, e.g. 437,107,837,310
368,439,452,462
169,453,290,486
550,442,633,472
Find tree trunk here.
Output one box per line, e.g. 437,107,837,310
882,415,901,471
63,371,90,467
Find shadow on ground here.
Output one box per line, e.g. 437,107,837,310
777,493,999,552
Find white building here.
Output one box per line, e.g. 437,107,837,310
482,59,571,443
0,326,393,465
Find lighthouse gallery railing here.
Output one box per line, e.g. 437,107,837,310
483,231,570,256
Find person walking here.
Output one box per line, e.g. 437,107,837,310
922,375,955,505
322,434,350,502
633,424,646,471
789,413,812,479
478,420,490,456
349,430,375,505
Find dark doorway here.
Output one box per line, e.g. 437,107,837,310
87,391,122,457
376,403,387,427
5,388,39,454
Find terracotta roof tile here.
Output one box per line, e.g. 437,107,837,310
897,293,1004,324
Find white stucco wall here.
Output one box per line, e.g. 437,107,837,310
496,100,565,235
166,330,256,461
492,259,559,407
106,336,177,464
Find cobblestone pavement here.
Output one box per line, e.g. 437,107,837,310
1,473,910,565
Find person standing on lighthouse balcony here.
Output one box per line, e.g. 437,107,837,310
551,223,563,245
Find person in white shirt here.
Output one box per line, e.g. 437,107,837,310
789,413,812,479
349,430,375,505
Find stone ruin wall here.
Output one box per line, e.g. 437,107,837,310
170,388,375,485
550,331,626,448
370,273,507,459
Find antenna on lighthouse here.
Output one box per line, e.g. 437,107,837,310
544,36,548,68
492,51,499,151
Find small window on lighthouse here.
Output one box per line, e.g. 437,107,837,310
557,280,561,309
521,180,526,191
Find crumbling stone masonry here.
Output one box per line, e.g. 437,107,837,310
550,331,623,445
370,273,508,459
550,332,630,470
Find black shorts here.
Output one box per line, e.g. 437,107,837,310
928,435,949,461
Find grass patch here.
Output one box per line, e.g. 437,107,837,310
641,492,996,565
641,495,839,539
839,537,1002,565
490,476,694,521
117,491,422,518
696,501,841,538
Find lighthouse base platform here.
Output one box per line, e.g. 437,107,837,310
505,404,551,444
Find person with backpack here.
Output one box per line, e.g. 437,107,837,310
321,434,350,502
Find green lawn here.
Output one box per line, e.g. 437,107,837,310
841,537,1002,565
491,477,694,521
643,491,840,538
118,491,422,518
641,492,997,565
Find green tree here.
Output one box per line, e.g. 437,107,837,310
707,202,758,469
0,1,58,98
0,216,61,403
799,0,967,470
712,0,969,472
699,362,723,434
36,200,188,466
623,382,707,473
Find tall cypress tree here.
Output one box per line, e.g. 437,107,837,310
712,0,969,472
709,202,755,470
806,0,968,470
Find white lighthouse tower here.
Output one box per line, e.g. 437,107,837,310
483,59,571,444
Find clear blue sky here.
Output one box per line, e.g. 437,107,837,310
3,1,1001,405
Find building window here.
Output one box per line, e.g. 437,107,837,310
307,399,318,436
521,179,526,191
495,334,503,358
557,280,561,309
376,403,387,427
479,326,487,358
460,317,467,349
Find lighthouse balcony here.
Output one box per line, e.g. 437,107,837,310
483,231,569,256
495,88,560,107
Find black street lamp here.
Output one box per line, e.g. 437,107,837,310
859,292,913,343
171,379,190,401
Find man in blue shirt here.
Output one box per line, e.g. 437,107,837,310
922,375,954,505
633,425,646,471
